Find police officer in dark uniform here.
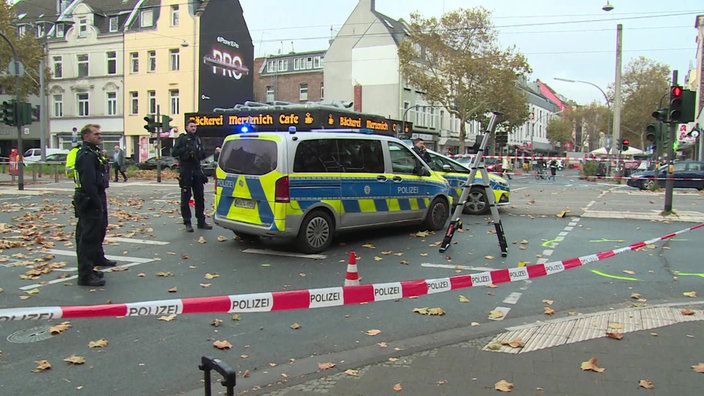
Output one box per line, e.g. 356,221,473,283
412,138,431,163
171,121,212,232
73,124,116,287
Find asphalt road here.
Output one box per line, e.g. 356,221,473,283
0,170,702,395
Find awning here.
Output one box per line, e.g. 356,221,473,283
531,141,553,152
437,138,460,146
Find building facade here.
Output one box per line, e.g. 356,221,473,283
253,51,325,104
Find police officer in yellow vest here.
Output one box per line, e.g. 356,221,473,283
73,124,116,287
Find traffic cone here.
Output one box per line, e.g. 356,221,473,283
344,251,360,286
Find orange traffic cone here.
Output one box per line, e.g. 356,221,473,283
344,251,360,286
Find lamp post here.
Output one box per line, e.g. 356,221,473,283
0,31,24,190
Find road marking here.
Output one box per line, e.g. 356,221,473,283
589,238,625,243
421,263,496,272
105,237,170,245
673,272,704,278
242,248,327,260
489,306,511,321
46,249,155,263
502,292,522,305
590,269,639,281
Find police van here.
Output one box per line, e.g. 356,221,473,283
213,130,452,253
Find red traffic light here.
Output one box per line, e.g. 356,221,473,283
622,139,629,145
671,85,682,97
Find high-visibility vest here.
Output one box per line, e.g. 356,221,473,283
66,146,80,180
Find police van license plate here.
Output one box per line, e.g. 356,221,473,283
235,198,255,209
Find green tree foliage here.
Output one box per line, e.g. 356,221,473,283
0,2,45,98
546,117,572,150
609,57,670,149
398,7,532,153
560,102,610,153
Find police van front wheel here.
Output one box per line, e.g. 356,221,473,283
297,210,334,253
423,198,449,231
463,187,489,215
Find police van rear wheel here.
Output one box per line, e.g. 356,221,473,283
463,187,489,215
297,210,333,253
423,198,449,231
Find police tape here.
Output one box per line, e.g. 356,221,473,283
1,223,702,321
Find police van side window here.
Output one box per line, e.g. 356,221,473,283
388,142,418,174
338,139,383,173
220,140,277,175
293,139,341,173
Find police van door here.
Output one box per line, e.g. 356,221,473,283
337,138,390,228
386,141,432,223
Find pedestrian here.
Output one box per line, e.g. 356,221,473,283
171,121,212,232
412,138,431,163
549,159,558,181
73,124,116,287
112,145,128,182
213,146,221,162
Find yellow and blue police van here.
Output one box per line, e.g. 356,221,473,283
213,130,452,253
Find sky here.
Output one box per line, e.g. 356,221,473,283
240,0,702,106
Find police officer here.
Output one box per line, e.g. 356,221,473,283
171,121,212,232
73,124,116,287
412,138,431,163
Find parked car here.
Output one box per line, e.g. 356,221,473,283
453,155,503,174
44,152,68,163
201,154,217,176
627,160,704,190
23,148,70,163
136,156,179,171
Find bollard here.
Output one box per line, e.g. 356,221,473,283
199,356,236,396
54,163,59,183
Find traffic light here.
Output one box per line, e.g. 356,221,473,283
645,124,659,143
143,115,156,133
2,100,17,126
620,138,629,151
668,85,683,123
161,115,173,132
651,108,668,122
679,89,696,123
20,102,32,126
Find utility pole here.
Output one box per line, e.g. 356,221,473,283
664,70,678,213
613,24,623,178
0,31,24,190
156,105,162,183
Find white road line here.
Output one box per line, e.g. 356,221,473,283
420,263,496,272
19,260,155,290
105,237,170,245
242,248,327,260
46,249,155,263
489,306,511,321
502,292,522,305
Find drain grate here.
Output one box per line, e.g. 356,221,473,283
6,325,55,343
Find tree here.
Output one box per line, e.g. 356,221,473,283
547,117,572,151
0,2,45,98
398,7,532,154
609,57,670,149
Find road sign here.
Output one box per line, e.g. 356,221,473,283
7,61,24,77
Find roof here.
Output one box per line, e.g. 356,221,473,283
371,8,410,47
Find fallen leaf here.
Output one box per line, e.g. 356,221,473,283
204,273,220,279
680,309,695,316
168,287,178,293
362,243,376,248
197,236,207,244
580,357,606,373
486,342,502,350
544,307,555,315
606,331,623,340
50,321,72,335
608,323,624,329
414,231,429,238
630,293,641,299
488,310,504,319
158,314,177,321
377,342,388,348
365,329,382,336
318,362,336,370
458,295,470,303
88,339,108,348
692,363,704,373
213,340,233,350
542,299,554,305
399,260,409,265
211,319,223,327
155,272,174,277
63,355,86,365
200,283,211,288
393,383,403,391
683,291,697,298
623,270,636,275
470,322,480,327
345,369,359,376
484,255,495,260
32,360,51,372
501,338,524,348
639,379,655,389
374,256,383,261
486,284,498,288
381,250,393,255
217,235,228,242
290,323,302,330
495,379,514,392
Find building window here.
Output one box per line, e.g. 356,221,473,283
36,23,45,38
170,90,179,115
299,83,308,101
78,17,87,37
106,51,117,75
140,10,153,28
130,52,139,73
77,54,89,77
148,90,156,114
52,56,63,78
106,92,117,116
171,5,179,27
306,57,313,69
266,86,275,102
293,58,301,71
278,59,288,72
53,94,63,117
17,25,26,37
148,50,156,72
55,23,64,38
169,49,180,71
109,16,118,32
266,60,277,73
130,92,138,115
77,93,89,116
320,82,324,99
313,56,322,68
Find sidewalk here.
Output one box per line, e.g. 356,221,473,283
243,302,704,395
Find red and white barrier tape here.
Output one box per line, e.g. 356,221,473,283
1,223,702,321
451,154,646,163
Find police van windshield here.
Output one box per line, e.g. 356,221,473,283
220,140,277,175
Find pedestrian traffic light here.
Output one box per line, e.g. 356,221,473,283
161,115,173,132
669,85,683,123
620,138,629,151
143,115,156,133
651,108,668,122
645,124,659,143
20,102,32,126
2,100,17,126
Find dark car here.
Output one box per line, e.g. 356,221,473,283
627,160,704,190
200,154,217,176
136,156,179,171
